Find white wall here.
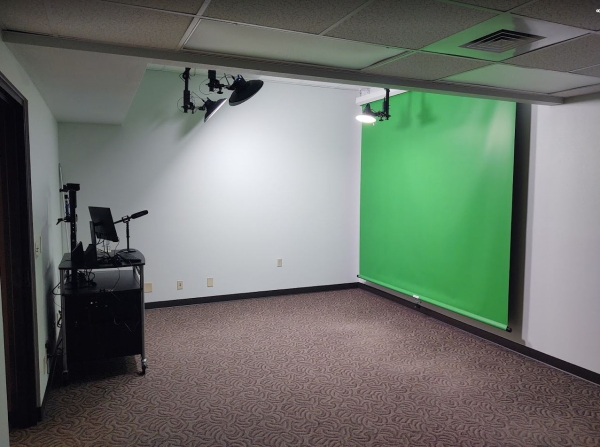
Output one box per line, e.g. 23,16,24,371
59,71,361,303
0,35,62,433
523,94,600,374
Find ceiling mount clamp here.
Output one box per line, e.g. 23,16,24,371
356,88,391,124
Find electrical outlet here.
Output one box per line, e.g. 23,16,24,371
207,278,213,287
177,280,183,290
277,259,283,267
144,282,153,293
35,235,42,258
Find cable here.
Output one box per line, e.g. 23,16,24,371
220,73,235,86
109,266,121,293
198,76,210,95
51,280,62,296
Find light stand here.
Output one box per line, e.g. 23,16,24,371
114,210,148,253
56,183,81,285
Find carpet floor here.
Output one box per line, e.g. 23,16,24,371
10,289,600,446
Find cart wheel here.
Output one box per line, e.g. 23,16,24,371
140,358,148,375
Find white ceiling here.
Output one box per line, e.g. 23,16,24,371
443,64,600,94
3,0,600,122
6,42,148,124
184,20,407,70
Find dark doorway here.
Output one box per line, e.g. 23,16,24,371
0,71,39,429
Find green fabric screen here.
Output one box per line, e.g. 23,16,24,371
359,92,516,330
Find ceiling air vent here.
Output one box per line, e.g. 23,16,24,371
460,30,545,53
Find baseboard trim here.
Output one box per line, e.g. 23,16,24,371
359,283,600,386
145,283,360,310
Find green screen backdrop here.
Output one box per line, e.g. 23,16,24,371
359,92,516,330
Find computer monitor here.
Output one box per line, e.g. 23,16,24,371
89,206,119,242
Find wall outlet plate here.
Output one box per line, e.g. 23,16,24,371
144,282,153,293
177,280,183,290
277,258,283,267
207,278,213,287
35,235,42,258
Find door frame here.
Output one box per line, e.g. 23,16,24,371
0,70,39,429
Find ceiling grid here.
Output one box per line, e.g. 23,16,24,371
2,0,600,119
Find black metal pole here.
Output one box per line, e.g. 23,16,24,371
125,220,131,252
384,88,390,120
67,188,78,286
183,68,191,113
68,189,77,253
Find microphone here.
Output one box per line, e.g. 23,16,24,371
114,210,148,224
130,210,148,220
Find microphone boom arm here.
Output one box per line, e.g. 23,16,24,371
113,210,148,253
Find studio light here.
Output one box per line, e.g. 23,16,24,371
356,88,391,124
179,68,227,122
179,68,264,121
203,98,227,122
227,75,264,106
356,104,377,123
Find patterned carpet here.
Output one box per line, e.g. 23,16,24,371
10,289,600,446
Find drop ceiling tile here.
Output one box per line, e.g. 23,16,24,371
325,0,497,50
47,0,193,49
443,64,600,93
513,0,600,31
365,52,491,80
451,0,532,11
203,0,368,34
505,34,600,72
109,0,206,14
423,14,589,62
553,84,600,97
185,20,406,70
0,0,54,35
572,64,600,78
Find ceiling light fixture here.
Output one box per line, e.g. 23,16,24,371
356,88,391,124
206,70,264,106
179,68,264,122
356,104,377,123
227,75,264,106
203,98,228,122
179,68,227,122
